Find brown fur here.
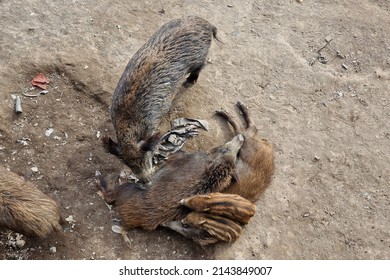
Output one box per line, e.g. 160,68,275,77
180,193,256,224
104,16,218,182
97,134,244,231
0,167,62,238
166,102,275,245
171,212,243,246
218,101,275,202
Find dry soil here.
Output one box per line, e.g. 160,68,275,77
0,0,389,260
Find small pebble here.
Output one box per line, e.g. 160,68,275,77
65,215,75,223
112,225,123,234
16,236,26,248
45,128,54,137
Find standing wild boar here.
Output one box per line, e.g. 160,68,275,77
104,16,219,182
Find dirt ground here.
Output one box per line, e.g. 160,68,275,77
0,0,389,260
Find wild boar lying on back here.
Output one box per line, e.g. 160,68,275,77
166,102,275,245
97,134,244,232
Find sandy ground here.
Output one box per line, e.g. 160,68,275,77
0,0,389,260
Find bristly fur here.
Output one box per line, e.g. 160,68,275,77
165,102,275,245
105,16,218,181
219,101,275,203
181,193,256,224
185,212,242,246
0,167,62,238
96,135,243,231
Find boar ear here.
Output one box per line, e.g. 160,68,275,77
102,135,121,156
232,172,240,184
139,132,161,151
95,171,109,192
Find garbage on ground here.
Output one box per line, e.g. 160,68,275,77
14,96,22,113
31,73,50,89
